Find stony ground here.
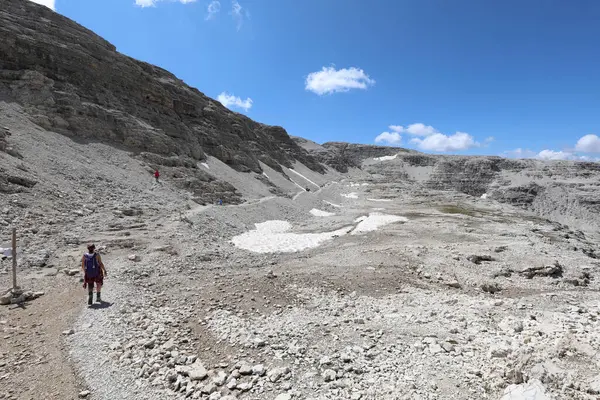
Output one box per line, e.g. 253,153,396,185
2,102,600,400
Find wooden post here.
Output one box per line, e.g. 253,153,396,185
11,228,17,290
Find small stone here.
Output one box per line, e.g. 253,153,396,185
209,393,222,400
274,394,292,400
66,269,80,276
201,383,217,394
0,293,11,305
79,390,90,398
189,364,208,381
252,364,266,376
446,280,461,289
267,367,290,383
322,369,336,382
239,364,252,375
128,254,140,262
441,342,455,353
162,338,176,351
62,329,75,336
213,371,227,386
236,382,252,391
429,343,444,354
226,378,238,390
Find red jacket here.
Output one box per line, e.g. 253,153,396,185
154,171,159,178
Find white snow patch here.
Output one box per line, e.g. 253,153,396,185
262,172,269,179
289,169,320,188
341,192,359,199
374,154,398,161
368,198,393,202
310,209,335,217
201,162,210,169
351,213,407,235
323,200,342,208
350,183,369,187
231,220,350,253
481,193,488,199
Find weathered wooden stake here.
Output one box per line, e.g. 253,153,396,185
11,228,17,290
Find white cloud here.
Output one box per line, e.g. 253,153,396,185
386,123,439,136
410,132,479,152
575,134,600,153
503,148,599,162
375,132,401,145
28,0,55,10
217,92,253,111
305,67,375,95
406,123,438,136
503,148,538,159
536,149,573,161
135,0,197,7
230,0,246,30
205,0,221,19
383,122,479,152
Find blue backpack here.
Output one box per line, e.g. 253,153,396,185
84,253,100,278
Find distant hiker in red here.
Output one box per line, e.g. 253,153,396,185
81,244,107,305
154,170,160,183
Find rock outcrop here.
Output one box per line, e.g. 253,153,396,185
0,0,323,176
293,138,412,173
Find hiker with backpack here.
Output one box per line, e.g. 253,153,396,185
81,244,107,305
154,169,160,183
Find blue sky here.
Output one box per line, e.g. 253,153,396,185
32,0,600,160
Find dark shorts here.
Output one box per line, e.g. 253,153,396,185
84,275,104,286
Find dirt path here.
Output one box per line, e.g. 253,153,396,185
0,275,84,400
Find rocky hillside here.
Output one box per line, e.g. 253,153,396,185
367,153,600,230
0,0,323,179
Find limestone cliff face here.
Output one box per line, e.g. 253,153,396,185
293,139,414,173
0,0,323,176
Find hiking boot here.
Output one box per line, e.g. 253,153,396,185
88,293,93,305
96,292,101,303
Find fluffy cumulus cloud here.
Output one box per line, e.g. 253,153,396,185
377,123,479,152
305,67,375,95
217,92,253,111
536,150,573,161
503,134,600,163
503,148,599,162
410,132,478,152
205,0,221,19
135,0,197,7
575,134,600,153
374,131,401,145
28,0,55,10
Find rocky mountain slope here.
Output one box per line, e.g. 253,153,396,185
0,0,324,203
